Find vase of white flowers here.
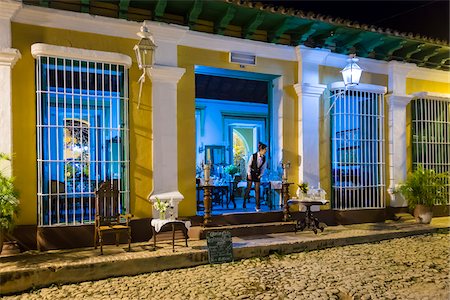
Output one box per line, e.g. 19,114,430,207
153,197,169,220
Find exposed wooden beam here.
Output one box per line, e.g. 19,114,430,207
188,0,203,25
154,0,168,19
357,36,386,57
268,17,297,43
215,6,236,35
419,49,449,67
119,0,130,19
323,28,347,48
39,0,49,7
412,45,440,61
80,0,90,13
243,12,265,39
376,39,408,57
295,22,320,44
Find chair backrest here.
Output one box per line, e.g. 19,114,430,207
95,181,121,226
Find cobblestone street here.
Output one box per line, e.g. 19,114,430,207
3,233,449,300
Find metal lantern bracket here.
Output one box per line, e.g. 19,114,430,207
134,21,157,109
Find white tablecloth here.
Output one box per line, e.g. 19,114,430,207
151,219,191,233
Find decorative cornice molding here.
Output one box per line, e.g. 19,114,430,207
412,91,450,101
31,43,132,67
14,5,188,45
388,60,416,74
294,82,326,97
182,29,296,61
10,3,450,84
330,82,387,94
0,0,21,20
386,93,413,107
408,66,450,84
0,48,21,67
147,65,186,83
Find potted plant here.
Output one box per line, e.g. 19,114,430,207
0,153,19,253
296,182,309,199
224,165,239,178
398,165,448,224
153,197,170,220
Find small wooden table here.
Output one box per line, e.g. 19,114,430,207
287,199,328,234
150,219,191,252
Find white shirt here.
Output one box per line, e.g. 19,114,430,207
247,152,267,178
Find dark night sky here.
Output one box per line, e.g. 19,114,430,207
252,1,449,42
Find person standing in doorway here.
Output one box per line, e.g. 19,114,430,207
244,142,268,212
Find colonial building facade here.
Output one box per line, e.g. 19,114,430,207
0,0,448,249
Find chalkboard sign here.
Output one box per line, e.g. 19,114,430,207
206,231,233,264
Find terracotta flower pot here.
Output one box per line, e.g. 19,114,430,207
413,204,433,224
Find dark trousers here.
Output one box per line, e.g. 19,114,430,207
244,181,261,209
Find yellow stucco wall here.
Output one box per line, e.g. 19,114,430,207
11,23,153,225
406,78,450,95
177,46,298,216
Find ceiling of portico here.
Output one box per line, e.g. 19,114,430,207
25,0,450,71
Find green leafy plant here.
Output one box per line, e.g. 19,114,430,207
224,165,239,177
297,182,309,194
0,153,19,232
399,165,449,209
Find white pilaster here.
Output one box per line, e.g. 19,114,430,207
0,0,22,176
387,61,415,94
387,94,413,207
295,83,326,186
147,65,186,218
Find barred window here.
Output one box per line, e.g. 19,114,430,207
330,86,386,210
411,96,450,204
36,56,129,226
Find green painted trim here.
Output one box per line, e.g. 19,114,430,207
194,65,278,81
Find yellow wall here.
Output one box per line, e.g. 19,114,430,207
11,23,153,225
177,46,298,216
406,78,450,95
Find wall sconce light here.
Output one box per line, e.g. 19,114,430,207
341,54,362,87
133,21,157,109
326,54,363,116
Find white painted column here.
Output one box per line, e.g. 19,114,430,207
0,0,22,176
294,83,326,186
147,65,185,218
295,46,329,185
387,94,413,207
386,61,415,207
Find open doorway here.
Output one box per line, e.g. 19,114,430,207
194,66,282,215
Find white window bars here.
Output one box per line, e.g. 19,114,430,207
36,55,130,226
330,84,386,210
411,95,450,204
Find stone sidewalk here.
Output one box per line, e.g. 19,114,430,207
1,216,449,295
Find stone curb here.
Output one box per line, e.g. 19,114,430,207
1,225,448,295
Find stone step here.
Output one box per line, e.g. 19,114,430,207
189,221,297,240
394,213,415,222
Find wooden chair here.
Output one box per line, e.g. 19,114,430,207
94,181,132,254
